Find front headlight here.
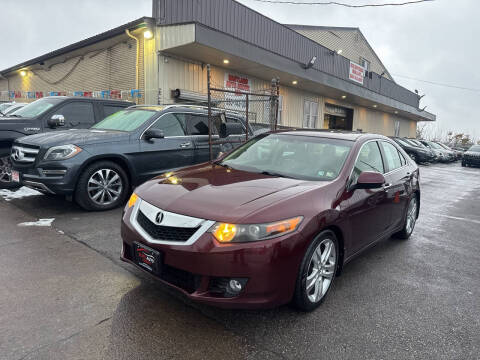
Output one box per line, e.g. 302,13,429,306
209,216,303,243
44,144,82,161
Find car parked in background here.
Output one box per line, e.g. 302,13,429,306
11,105,252,211
1,103,27,116
433,142,457,161
436,142,462,160
390,137,435,163
0,96,134,188
121,131,420,310
462,145,480,167
419,140,450,162
0,102,15,115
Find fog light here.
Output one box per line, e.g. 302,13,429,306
229,279,243,293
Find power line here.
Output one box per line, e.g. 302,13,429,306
392,74,480,93
250,0,435,7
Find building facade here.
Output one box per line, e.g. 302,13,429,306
0,0,435,137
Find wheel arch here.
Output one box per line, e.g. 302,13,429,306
74,155,134,192
318,225,345,275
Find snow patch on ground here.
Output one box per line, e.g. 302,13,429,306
0,187,42,201
18,218,55,227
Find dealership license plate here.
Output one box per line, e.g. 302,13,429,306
11,170,20,183
133,242,162,274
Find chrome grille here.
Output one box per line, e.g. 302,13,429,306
11,145,40,163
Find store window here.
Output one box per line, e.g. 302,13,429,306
360,58,370,71
303,100,318,129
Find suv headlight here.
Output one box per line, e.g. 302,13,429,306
209,216,303,243
44,144,82,161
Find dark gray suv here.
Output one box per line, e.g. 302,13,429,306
11,105,252,211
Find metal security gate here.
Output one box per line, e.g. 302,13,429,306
206,64,279,160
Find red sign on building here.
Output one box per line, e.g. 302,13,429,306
349,61,365,85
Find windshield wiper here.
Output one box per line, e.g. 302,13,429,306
260,170,293,179
8,114,23,118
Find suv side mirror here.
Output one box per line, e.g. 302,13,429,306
219,122,244,138
353,171,386,190
144,128,164,141
47,114,65,128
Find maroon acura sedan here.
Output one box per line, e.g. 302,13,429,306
121,131,420,311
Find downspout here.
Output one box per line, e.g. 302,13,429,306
125,29,139,92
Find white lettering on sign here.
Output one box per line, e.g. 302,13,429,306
349,61,365,85
224,73,251,111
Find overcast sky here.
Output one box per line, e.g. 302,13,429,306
1,0,478,138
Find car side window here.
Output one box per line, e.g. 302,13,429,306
351,141,384,185
398,150,407,166
381,141,403,172
149,113,186,137
52,102,95,127
103,105,126,119
186,114,212,135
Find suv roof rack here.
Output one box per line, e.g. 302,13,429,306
131,104,244,117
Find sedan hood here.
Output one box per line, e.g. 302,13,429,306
136,164,324,223
16,129,130,147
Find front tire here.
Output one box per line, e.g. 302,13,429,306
394,195,418,240
293,230,339,311
0,156,21,190
75,161,130,211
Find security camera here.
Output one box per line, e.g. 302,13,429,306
303,56,317,69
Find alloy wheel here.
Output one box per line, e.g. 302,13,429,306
405,197,418,235
87,168,123,206
0,156,13,184
306,238,336,303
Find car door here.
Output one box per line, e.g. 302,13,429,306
342,140,391,253
379,140,411,230
135,112,194,184
45,100,96,130
184,113,221,163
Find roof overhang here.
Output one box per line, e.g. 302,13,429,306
160,23,435,122
0,17,155,76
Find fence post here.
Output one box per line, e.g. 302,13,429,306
270,78,279,131
245,94,249,141
207,64,213,162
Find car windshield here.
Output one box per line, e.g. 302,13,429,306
0,103,13,113
428,142,444,150
12,98,63,118
394,138,411,147
405,139,422,147
221,133,353,181
5,104,25,115
92,109,156,132
468,145,480,152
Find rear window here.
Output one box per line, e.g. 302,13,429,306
92,109,155,131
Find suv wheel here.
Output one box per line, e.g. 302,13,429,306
293,230,338,311
75,161,129,211
0,156,21,189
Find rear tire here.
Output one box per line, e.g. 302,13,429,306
394,195,418,240
75,161,130,211
0,156,21,190
293,230,339,311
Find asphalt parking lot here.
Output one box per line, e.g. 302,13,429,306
1,162,479,360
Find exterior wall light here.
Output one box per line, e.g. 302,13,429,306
341,95,347,99
373,104,378,108
337,49,343,55
394,111,399,114
223,59,230,64
20,70,27,77
292,80,298,85
143,30,154,39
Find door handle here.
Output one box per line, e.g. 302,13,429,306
179,142,191,148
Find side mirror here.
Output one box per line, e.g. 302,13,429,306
47,114,65,128
353,171,386,190
219,122,244,138
144,128,164,141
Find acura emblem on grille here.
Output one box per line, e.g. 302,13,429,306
155,212,164,224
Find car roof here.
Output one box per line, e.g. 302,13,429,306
269,129,387,142
129,104,245,118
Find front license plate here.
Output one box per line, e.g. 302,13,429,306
133,242,162,275
11,170,20,183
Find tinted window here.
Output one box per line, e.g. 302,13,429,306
186,114,210,135
103,105,127,118
351,141,384,184
54,102,95,127
150,113,185,137
222,134,352,181
381,141,403,171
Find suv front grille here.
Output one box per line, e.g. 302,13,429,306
137,210,200,242
11,145,40,164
